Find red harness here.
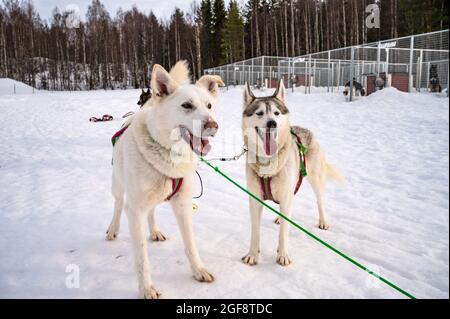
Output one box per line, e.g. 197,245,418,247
260,129,308,204
112,125,183,201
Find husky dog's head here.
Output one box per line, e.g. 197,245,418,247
138,88,152,107
242,80,290,158
146,61,224,157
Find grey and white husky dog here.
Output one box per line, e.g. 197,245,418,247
241,80,343,266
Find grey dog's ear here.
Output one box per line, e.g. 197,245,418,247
244,82,255,107
273,79,286,103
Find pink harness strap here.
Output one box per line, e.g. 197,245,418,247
166,178,183,201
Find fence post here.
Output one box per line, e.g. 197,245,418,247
349,46,355,102
313,59,317,87
251,58,254,86
331,62,335,93
291,58,295,93
308,54,312,94
269,66,272,88
385,48,390,80
418,50,423,92
377,41,381,76
261,56,265,88
14,84,16,94
338,60,341,91
306,57,309,94
327,51,331,93
408,35,415,92
226,65,229,90
447,66,449,98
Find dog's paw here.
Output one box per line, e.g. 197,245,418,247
242,253,258,266
318,221,330,231
106,225,119,241
193,268,215,283
276,252,292,267
150,230,167,242
143,286,161,299
274,217,281,225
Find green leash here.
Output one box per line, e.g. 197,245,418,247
199,157,417,300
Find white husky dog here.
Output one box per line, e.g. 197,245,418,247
241,80,343,266
106,61,224,299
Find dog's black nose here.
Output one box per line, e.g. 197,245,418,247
267,120,277,129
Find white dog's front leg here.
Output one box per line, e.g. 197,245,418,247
170,197,214,283
242,198,263,266
277,196,294,266
126,204,161,299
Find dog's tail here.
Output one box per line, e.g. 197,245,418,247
170,60,191,86
326,164,345,183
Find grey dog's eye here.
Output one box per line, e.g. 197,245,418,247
256,111,264,116
181,102,193,110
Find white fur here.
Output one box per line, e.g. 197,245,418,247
242,81,343,267
106,61,224,299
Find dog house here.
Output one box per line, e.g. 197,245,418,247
390,73,410,93
366,72,411,95
279,74,314,87
366,73,387,95
294,74,314,87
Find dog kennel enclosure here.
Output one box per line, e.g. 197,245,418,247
204,30,449,101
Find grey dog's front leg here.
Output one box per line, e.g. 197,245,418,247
242,198,263,265
277,196,294,266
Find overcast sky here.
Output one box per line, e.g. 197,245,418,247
33,0,231,22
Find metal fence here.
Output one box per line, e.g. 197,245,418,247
205,30,449,100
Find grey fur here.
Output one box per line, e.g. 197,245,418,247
243,97,289,117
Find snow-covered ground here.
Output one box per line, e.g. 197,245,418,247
0,84,448,299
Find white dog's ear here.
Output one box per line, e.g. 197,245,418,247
151,64,178,98
244,83,255,106
196,75,225,97
274,79,286,103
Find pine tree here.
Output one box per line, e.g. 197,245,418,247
0,0,448,90
200,0,213,68
222,1,244,64
212,0,227,65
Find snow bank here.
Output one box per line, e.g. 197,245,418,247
0,78,37,95
0,87,448,299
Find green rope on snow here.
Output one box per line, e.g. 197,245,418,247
199,157,417,300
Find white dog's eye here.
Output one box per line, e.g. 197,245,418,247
256,111,264,116
274,111,280,116
207,103,212,110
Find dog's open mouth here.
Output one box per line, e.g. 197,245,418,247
180,127,211,156
256,127,278,156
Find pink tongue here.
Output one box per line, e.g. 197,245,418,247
264,131,277,156
201,139,211,155
192,136,211,156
